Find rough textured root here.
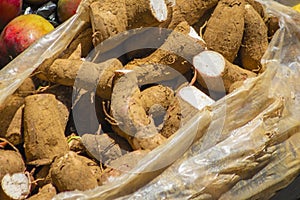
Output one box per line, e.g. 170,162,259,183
36,58,123,99
166,0,219,29
110,70,167,150
0,150,25,181
89,0,127,46
193,50,256,92
5,105,24,146
125,0,169,28
1,172,31,200
15,78,35,97
266,15,280,38
81,133,123,164
95,59,124,99
24,94,69,165
37,59,83,86
100,150,150,185
76,155,103,185
60,27,93,59
90,0,168,46
203,0,245,62
0,95,24,140
192,6,215,35
139,85,180,138
240,4,269,72
245,0,266,19
159,97,181,138
42,85,72,129
125,21,205,84
26,184,56,200
50,151,99,192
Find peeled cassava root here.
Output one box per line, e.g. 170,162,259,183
193,50,256,92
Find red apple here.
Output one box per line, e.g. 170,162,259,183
0,0,22,30
57,0,81,22
0,14,54,68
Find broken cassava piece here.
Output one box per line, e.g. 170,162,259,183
50,151,99,192
193,50,256,92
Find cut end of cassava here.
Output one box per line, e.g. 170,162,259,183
178,86,215,110
189,26,205,44
193,50,256,92
150,0,168,22
1,172,31,200
193,50,225,77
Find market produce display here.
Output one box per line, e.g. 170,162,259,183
0,0,299,199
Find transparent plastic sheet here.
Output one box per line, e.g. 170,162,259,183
0,0,92,105
52,1,300,200
0,0,299,200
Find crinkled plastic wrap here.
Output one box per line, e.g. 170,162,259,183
1,0,300,199
0,0,92,105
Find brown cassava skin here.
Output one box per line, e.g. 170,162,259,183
166,0,219,29
100,150,149,185
240,4,268,72
5,105,23,145
245,0,266,19
90,0,168,46
140,85,181,138
125,21,205,82
26,184,56,200
42,85,72,129
37,58,123,99
203,0,245,62
90,0,218,46
110,71,167,150
266,15,280,38
0,95,24,140
0,78,33,138
60,27,93,59
77,155,103,185
50,151,99,192
81,133,123,164
0,150,25,181
39,59,83,86
24,94,69,165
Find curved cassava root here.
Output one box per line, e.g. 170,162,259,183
193,50,256,92
110,70,187,150
240,3,269,72
203,0,245,62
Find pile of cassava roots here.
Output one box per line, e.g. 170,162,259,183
0,0,280,199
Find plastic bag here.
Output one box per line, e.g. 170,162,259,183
0,0,299,199
52,1,300,199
